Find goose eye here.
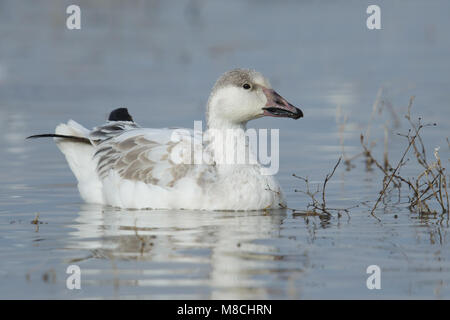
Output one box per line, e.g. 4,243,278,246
242,83,251,90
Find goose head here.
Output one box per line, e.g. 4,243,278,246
207,68,303,128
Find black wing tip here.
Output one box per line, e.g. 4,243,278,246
26,134,57,139
108,108,134,122
26,134,91,144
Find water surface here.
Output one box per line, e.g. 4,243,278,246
0,0,449,299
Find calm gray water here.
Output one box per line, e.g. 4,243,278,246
0,0,449,299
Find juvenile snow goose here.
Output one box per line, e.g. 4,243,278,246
28,69,303,210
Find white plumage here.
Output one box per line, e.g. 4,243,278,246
40,69,303,210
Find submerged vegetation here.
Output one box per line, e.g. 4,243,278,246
294,93,449,220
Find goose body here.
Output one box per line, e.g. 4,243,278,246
32,69,303,210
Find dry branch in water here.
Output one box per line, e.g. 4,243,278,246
296,94,448,220
358,96,448,216
292,157,359,218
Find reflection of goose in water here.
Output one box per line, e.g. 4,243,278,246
29,69,303,210
66,204,306,299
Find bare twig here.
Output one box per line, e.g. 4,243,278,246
293,157,355,218
322,157,341,211
369,127,420,217
299,94,448,220
364,96,448,216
